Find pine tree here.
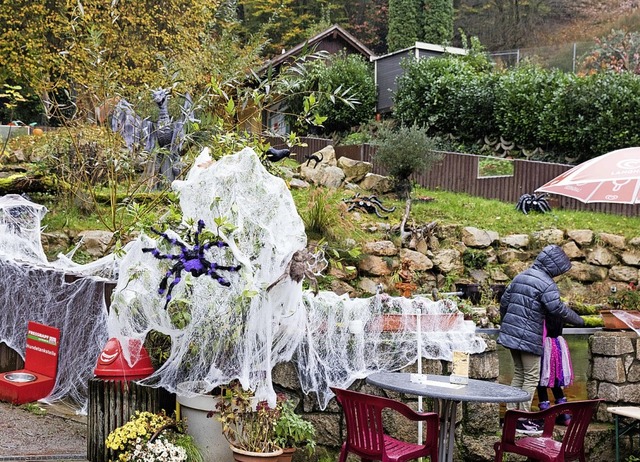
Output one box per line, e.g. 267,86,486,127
422,0,454,45
387,0,421,52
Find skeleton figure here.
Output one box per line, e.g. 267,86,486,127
266,247,327,295
111,87,195,187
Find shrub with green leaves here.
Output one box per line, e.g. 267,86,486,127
372,124,442,198
287,52,376,136
493,64,566,149
393,50,496,142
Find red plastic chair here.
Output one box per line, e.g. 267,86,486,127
331,387,439,462
494,398,604,462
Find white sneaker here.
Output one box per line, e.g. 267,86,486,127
515,419,543,435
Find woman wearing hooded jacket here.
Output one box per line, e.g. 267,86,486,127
498,244,584,434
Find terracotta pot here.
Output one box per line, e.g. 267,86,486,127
600,310,637,330
278,447,296,462
230,445,283,462
376,313,463,332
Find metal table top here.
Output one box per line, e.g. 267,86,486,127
366,372,530,403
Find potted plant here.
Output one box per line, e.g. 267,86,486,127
212,380,284,461
273,399,316,461
602,283,640,329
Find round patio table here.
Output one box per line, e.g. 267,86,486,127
366,372,530,462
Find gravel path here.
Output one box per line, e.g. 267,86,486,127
0,401,87,461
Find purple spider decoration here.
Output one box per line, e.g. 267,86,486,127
142,219,241,309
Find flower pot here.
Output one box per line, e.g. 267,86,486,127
600,310,640,330
376,313,464,332
176,381,232,462
278,447,296,462
230,445,284,462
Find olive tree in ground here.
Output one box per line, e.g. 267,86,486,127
372,123,443,243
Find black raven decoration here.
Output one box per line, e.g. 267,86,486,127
265,147,291,162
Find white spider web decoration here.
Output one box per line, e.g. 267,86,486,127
0,194,117,414
109,147,486,408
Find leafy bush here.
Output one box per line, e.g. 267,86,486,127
372,124,442,198
539,71,640,161
287,52,376,136
493,64,566,149
394,48,640,162
393,50,497,142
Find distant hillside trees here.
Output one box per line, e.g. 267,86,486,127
387,0,422,51
422,0,454,45
0,0,263,124
580,29,640,75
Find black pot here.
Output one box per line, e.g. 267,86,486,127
454,283,506,305
455,283,481,305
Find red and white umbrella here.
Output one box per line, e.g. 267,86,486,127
536,147,640,204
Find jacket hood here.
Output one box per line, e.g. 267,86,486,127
533,244,571,277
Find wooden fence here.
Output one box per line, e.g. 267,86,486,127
87,378,176,462
267,136,640,217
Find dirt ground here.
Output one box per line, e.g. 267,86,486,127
0,400,87,461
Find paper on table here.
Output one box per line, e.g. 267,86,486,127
410,374,465,389
451,350,470,384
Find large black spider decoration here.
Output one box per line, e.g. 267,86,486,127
516,193,552,214
343,193,396,219
142,219,241,309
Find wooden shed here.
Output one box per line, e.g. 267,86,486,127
373,42,467,114
257,25,374,136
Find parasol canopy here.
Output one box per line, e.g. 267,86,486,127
535,147,640,204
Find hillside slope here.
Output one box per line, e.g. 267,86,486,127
455,0,640,51
543,0,640,44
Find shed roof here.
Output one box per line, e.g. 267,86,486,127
372,42,467,62
259,24,374,73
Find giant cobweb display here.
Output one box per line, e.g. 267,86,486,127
0,195,117,413
108,147,486,408
0,194,49,264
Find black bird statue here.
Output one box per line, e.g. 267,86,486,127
265,147,291,162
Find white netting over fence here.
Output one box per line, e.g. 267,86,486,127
109,147,487,409
0,260,110,412
0,194,49,263
0,194,118,413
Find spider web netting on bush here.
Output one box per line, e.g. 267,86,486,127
109,147,486,409
0,195,116,413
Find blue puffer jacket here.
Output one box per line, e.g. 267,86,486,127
498,244,584,355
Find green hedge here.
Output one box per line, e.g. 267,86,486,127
394,56,640,161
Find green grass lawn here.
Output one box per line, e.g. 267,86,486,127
35,184,640,247
292,185,640,245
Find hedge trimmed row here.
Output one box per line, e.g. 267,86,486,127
393,55,640,162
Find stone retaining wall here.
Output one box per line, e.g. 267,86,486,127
271,331,631,462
